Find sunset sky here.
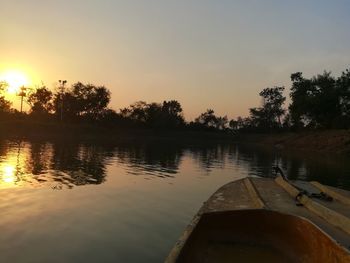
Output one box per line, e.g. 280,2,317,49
1,0,349,119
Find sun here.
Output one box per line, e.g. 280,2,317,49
0,70,30,94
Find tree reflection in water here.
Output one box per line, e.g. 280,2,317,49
0,140,350,190
0,140,114,189
115,144,183,178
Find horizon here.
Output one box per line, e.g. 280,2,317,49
1,0,350,120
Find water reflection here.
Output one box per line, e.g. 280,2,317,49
231,143,350,189
0,139,350,190
0,141,30,188
190,144,229,172
115,144,183,178
0,140,112,189
49,142,113,187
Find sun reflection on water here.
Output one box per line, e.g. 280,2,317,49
2,164,16,183
0,159,23,188
0,142,28,189
0,140,111,189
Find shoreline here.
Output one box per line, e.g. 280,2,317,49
2,120,350,154
0,120,236,143
237,130,350,154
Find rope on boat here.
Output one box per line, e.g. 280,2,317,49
272,166,333,205
275,173,350,235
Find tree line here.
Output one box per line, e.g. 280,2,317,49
0,68,350,133
0,79,229,131
233,68,350,132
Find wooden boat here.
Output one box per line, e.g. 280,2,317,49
165,175,350,263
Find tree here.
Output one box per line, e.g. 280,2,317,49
216,116,228,130
27,86,53,115
53,82,111,121
120,100,185,129
195,109,228,130
311,71,339,128
229,119,238,131
71,82,111,120
53,90,79,120
249,86,286,130
145,102,163,127
289,71,340,128
195,109,218,128
161,100,185,128
336,69,350,127
289,72,313,128
0,81,11,113
120,101,149,123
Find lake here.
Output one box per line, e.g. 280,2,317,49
0,139,350,262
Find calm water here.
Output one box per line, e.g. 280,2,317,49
1,139,350,262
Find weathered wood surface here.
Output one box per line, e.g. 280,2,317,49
165,177,350,263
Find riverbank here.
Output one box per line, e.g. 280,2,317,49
0,120,235,143
3,120,350,154
238,130,350,154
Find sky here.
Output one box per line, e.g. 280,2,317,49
1,0,349,120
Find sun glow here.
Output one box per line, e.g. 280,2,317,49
2,164,16,183
0,70,30,94
0,163,18,189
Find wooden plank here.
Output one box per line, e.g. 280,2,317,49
243,178,265,209
311,181,350,206
274,176,299,197
275,176,350,235
253,178,350,248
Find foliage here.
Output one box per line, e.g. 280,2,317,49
120,100,184,129
249,86,285,131
53,82,111,121
194,109,228,130
289,71,341,128
0,81,11,113
27,86,53,115
337,69,350,127
3,68,350,133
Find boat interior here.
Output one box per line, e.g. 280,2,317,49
176,209,350,263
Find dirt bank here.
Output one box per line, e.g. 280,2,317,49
238,130,350,154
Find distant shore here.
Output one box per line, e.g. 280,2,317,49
2,120,350,154
238,130,350,154
0,120,236,143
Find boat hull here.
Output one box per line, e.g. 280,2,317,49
166,177,350,262
175,210,350,263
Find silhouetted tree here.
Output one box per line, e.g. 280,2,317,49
195,109,228,130
161,100,185,128
229,119,238,131
0,81,11,113
216,116,228,130
53,91,78,121
236,117,245,130
4,67,350,133
289,71,340,128
120,101,149,124
27,86,53,115
120,100,185,129
99,108,120,123
337,69,350,127
289,72,313,128
145,102,163,127
53,82,111,121
195,109,217,128
311,71,340,128
71,82,111,120
249,86,286,130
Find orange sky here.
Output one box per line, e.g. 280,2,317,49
1,1,349,120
